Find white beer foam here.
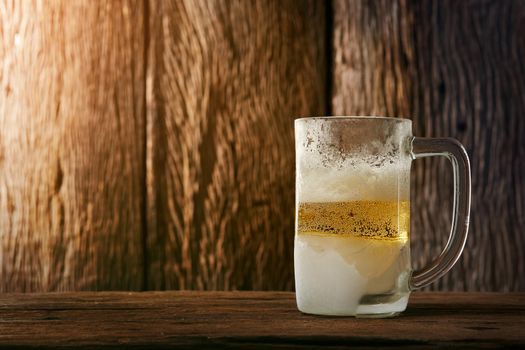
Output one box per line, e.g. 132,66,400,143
295,118,412,203
294,234,410,315
297,162,410,202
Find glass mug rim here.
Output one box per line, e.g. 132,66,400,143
295,115,412,124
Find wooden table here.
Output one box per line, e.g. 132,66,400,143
0,292,523,348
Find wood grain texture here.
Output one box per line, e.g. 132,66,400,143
0,291,524,348
145,0,326,290
0,0,146,291
332,0,525,291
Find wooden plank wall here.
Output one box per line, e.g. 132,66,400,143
333,0,525,291
1,0,524,291
0,0,325,291
145,0,326,290
0,0,146,291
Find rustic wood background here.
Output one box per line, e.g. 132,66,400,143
0,0,146,291
332,0,525,292
145,0,325,291
0,0,523,292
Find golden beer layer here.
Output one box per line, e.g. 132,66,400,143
297,200,409,242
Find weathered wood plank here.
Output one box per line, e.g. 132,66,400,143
145,0,326,290
0,292,523,348
332,0,525,291
0,0,146,291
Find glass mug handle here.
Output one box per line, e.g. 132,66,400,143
409,137,472,289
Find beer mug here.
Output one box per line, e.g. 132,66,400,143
294,117,471,317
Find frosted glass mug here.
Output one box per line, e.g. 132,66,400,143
294,117,471,317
